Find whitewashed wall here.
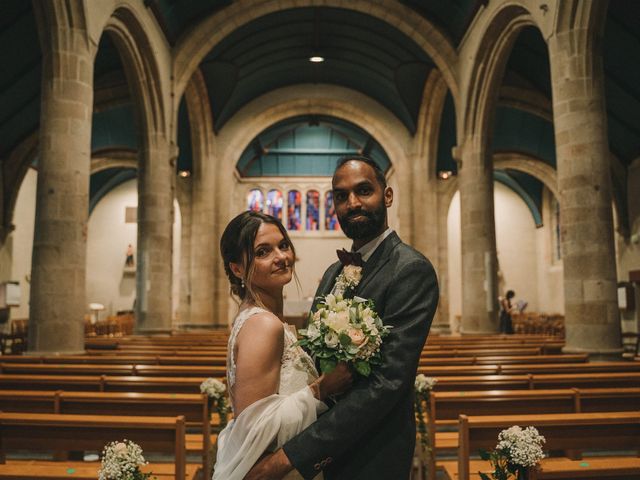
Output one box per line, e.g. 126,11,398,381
4,168,37,321
86,179,181,321
447,182,565,327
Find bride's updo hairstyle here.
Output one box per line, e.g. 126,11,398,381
220,211,296,304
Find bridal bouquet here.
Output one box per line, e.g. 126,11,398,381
479,426,546,480
297,293,390,377
98,439,151,480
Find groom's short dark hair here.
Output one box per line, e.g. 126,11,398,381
335,155,387,188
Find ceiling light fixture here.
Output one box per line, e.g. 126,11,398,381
309,55,325,63
178,170,191,178
438,170,454,180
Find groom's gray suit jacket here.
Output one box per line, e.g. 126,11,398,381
283,232,439,480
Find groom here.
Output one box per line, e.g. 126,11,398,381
246,155,439,479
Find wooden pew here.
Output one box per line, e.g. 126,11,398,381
0,412,198,480
426,388,640,479
0,353,585,368
442,411,640,480
56,392,213,480
0,363,226,377
10,359,632,379
0,390,220,478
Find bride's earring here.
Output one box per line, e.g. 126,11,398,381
241,280,245,289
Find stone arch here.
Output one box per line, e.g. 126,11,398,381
172,0,460,111
442,153,558,219
91,150,138,174
493,153,558,200
217,84,410,179
1,133,39,244
414,69,450,181
459,5,537,145
102,6,167,141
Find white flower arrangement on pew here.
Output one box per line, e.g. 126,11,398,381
98,439,151,480
414,375,438,477
200,377,230,428
297,294,390,377
479,425,546,480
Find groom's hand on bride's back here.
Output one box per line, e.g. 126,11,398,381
244,449,293,480
314,361,353,400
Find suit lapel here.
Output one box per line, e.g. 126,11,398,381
355,232,401,295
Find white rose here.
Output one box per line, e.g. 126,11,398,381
324,331,339,348
307,323,321,340
326,310,350,333
363,314,375,330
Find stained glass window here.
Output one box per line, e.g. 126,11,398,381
287,190,302,231
325,191,340,231
247,189,264,212
306,190,320,231
266,189,283,221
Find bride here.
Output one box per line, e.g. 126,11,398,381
213,211,352,480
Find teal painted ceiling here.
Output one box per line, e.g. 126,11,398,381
201,7,434,133
237,115,390,177
1,1,639,216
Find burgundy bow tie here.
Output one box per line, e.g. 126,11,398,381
337,248,364,267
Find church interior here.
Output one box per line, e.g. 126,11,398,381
0,0,639,478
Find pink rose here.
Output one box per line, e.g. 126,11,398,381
347,327,366,346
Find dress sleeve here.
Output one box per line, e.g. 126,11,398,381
212,387,327,480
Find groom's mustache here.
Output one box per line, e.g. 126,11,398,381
344,209,373,220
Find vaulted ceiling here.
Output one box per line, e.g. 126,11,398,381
1,1,639,227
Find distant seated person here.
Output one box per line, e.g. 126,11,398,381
499,290,516,334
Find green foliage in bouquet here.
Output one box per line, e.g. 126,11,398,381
297,294,390,377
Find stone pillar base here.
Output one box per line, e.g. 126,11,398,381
135,328,174,335
25,350,86,356
459,329,500,335
561,346,624,361
174,322,221,331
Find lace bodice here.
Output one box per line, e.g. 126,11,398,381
227,306,320,412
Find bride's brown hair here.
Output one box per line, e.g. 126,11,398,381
220,211,297,307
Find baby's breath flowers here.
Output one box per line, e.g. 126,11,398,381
479,426,546,480
414,375,438,477
200,378,230,427
98,439,150,480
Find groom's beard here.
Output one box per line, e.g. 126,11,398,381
338,202,386,240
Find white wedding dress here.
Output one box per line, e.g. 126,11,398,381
212,306,326,480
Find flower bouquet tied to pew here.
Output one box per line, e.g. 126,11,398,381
200,377,230,428
297,293,390,377
479,425,546,480
98,439,151,480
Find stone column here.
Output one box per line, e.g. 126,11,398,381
549,28,621,358
28,24,93,354
176,177,192,326
456,139,499,333
189,151,216,327
135,135,176,333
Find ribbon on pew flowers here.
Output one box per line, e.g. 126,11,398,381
414,374,437,478
479,426,546,480
98,439,152,480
